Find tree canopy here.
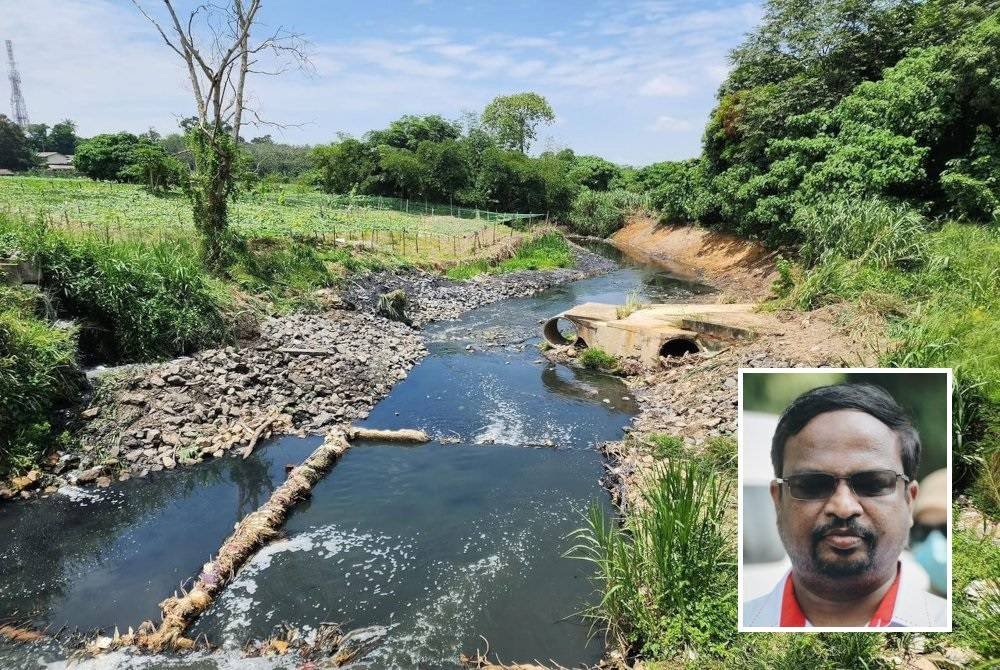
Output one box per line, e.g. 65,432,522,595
481,92,555,154
0,115,35,171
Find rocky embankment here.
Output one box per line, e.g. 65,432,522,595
342,246,616,325
1,245,614,501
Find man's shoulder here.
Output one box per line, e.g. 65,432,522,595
893,580,949,628
742,574,786,628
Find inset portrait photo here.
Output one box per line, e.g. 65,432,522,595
738,369,951,632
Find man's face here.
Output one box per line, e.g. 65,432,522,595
770,409,918,595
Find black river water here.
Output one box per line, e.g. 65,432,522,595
0,243,711,668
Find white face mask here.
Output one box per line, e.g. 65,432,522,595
913,529,947,595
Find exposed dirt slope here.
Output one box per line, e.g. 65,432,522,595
611,214,779,301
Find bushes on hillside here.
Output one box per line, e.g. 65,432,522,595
637,1,1000,245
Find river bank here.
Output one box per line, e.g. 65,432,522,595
0,244,615,502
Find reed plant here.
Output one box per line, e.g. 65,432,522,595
569,460,734,658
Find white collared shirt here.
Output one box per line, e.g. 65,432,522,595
742,561,949,630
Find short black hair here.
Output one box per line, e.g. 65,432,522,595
770,383,920,479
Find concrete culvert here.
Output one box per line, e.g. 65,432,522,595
659,337,700,358
543,317,586,347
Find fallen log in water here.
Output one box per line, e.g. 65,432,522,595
346,426,430,443
92,430,351,654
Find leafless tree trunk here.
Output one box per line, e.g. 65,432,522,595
132,0,307,269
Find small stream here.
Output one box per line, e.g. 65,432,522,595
0,242,712,668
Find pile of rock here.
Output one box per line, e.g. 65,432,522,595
7,311,425,497
343,245,616,325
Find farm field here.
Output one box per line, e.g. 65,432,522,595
0,176,532,261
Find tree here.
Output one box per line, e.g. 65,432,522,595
567,155,622,191
0,115,35,171
311,138,377,194
367,115,462,152
119,143,185,193
481,92,555,154
74,133,146,181
49,120,78,154
74,132,185,191
132,0,307,269
25,123,49,152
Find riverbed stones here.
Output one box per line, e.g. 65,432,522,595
9,248,617,498
343,244,615,325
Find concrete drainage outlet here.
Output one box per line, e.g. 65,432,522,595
659,337,700,358
543,317,586,347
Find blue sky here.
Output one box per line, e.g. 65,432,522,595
3,1,761,166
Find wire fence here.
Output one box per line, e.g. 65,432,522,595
0,202,535,260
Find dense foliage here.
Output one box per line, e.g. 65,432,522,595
25,120,79,155
0,115,35,171
74,132,184,192
632,0,1000,244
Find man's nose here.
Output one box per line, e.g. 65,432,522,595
823,478,863,519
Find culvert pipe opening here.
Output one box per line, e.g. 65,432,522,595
543,317,586,347
659,337,700,358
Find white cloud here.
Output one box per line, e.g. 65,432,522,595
1,0,759,163
639,75,692,97
650,116,695,132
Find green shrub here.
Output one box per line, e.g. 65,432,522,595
1,215,227,361
569,460,734,658
446,232,573,280
567,188,643,238
703,435,738,473
793,197,928,269
646,433,684,460
0,293,80,475
579,346,619,371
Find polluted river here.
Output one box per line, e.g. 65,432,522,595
0,243,713,669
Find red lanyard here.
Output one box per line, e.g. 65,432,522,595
779,565,901,627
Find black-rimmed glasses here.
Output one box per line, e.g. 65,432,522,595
776,469,909,500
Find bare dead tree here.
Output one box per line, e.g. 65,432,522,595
132,0,308,269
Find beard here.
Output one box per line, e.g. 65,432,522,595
809,518,877,578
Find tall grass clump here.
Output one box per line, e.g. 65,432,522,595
793,197,928,269
0,288,80,476
568,188,644,238
1,215,227,361
569,460,734,659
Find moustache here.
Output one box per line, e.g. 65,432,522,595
810,518,877,549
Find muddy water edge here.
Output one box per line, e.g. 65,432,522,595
0,242,713,669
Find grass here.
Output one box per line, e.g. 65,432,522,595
0,286,80,477
579,346,619,372
568,460,734,659
644,433,737,474
617,289,644,319
947,521,1000,659
446,231,573,280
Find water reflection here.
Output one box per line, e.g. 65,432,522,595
0,437,317,633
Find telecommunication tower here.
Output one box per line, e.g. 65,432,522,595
6,40,30,127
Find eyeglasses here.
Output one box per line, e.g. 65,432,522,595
775,469,910,500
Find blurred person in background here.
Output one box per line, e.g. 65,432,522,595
912,468,949,597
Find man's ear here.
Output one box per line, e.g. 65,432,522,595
906,480,919,506
770,479,782,512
